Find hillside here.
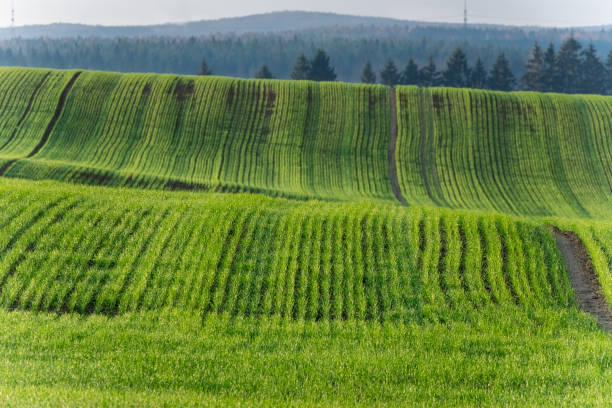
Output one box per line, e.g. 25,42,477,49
0,178,611,406
2,68,612,405
0,68,392,201
396,86,612,218
0,68,611,217
0,179,577,318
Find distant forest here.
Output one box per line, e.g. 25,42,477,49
0,35,530,82
1,22,612,87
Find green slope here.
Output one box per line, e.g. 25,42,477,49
0,178,574,320
0,67,392,201
0,178,609,406
2,67,612,406
2,309,612,407
1,68,612,218
396,86,612,218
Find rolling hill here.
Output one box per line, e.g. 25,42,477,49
0,67,611,217
1,67,612,406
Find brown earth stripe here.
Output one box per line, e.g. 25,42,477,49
553,227,612,334
388,87,408,206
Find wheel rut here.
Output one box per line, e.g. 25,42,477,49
388,87,408,206
553,227,612,333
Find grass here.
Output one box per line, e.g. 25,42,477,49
0,67,392,202
396,86,612,218
0,67,612,405
1,309,612,407
0,178,575,321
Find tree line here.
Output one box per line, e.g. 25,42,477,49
201,37,612,95
0,35,529,83
360,37,612,94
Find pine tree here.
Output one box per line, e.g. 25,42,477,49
580,43,606,94
254,65,274,79
419,56,440,87
443,48,471,88
380,58,400,86
470,57,488,89
556,37,583,94
488,53,516,91
291,53,311,80
400,59,420,85
198,58,212,76
606,51,612,95
541,43,558,92
522,42,544,91
361,61,377,84
309,49,337,82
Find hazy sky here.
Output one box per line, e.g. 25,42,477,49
2,0,612,28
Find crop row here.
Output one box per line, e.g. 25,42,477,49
396,86,612,218
0,178,574,321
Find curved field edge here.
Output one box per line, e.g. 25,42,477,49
1,309,611,407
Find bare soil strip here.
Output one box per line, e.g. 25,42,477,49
553,227,612,333
0,159,16,177
388,88,408,206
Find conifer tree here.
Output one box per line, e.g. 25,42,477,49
580,43,606,94
606,51,612,95
254,65,274,79
198,58,212,76
470,57,488,89
400,59,420,85
522,42,544,91
443,48,471,88
419,56,440,87
380,58,400,86
291,53,311,80
556,37,583,93
309,49,337,82
488,53,516,91
361,61,377,84
541,43,558,92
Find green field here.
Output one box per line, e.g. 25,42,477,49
0,67,392,201
396,86,612,218
0,67,612,406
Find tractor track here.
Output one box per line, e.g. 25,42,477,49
388,88,408,206
553,227,612,333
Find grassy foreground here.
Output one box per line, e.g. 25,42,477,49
1,310,612,407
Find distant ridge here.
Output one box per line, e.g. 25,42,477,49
0,11,417,39
0,10,594,40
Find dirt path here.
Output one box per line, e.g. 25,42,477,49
388,88,408,206
553,228,612,333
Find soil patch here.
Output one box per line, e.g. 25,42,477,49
388,88,408,206
553,227,612,333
